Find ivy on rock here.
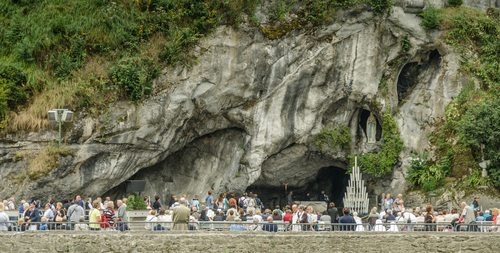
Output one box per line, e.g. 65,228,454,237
348,105,404,176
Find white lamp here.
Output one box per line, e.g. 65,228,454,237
47,110,58,122
61,110,74,122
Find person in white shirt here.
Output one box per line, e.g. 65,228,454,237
206,207,214,218
43,203,54,222
379,209,386,220
74,216,89,231
292,205,304,231
254,209,263,222
145,210,157,230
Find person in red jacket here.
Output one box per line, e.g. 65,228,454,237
283,209,293,222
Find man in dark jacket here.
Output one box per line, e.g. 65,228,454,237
339,208,355,231
327,203,339,222
168,195,176,208
262,216,278,232
318,190,328,203
153,196,162,213
26,201,40,230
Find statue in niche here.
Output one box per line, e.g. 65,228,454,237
367,113,376,143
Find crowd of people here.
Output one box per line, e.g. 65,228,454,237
1,191,499,232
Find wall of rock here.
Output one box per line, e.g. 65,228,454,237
1,2,500,209
1,232,499,252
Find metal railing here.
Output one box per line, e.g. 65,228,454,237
1,221,499,232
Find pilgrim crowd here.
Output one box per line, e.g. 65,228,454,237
0,191,499,232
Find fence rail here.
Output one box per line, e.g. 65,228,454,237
1,221,499,233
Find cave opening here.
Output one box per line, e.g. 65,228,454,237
397,49,441,101
305,167,350,207
397,62,419,101
246,166,349,209
359,109,382,141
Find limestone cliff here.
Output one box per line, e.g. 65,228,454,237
0,4,497,208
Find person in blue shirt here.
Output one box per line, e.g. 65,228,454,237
206,190,214,209
39,217,48,231
229,218,246,231
476,211,485,221
386,210,397,221
262,216,278,232
483,210,491,219
191,195,200,211
339,208,355,231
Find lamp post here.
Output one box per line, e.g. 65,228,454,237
47,109,74,148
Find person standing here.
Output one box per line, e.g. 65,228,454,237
457,202,475,231
238,193,248,210
318,190,328,203
182,194,189,208
117,200,127,222
85,198,92,210
424,205,436,231
286,191,293,207
255,194,264,211
262,216,278,232
103,201,117,229
228,194,237,209
89,200,101,231
327,202,338,225
172,198,190,230
168,195,176,208
68,200,85,229
472,196,480,210
339,208,355,231
304,191,311,201
75,196,84,208
205,190,214,209
0,203,9,231
26,201,40,231
152,196,162,213
8,197,15,210
191,195,200,211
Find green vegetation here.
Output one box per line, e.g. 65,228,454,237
348,105,404,176
0,0,261,133
370,0,393,16
406,153,445,192
315,123,351,152
400,33,412,53
423,6,500,190
27,144,76,180
447,0,463,7
420,3,440,30
378,77,391,96
126,195,147,210
0,0,397,134
270,0,293,22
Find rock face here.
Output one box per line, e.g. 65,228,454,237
1,6,497,208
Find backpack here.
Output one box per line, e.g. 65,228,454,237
100,213,110,228
191,199,199,209
238,197,247,208
229,198,237,208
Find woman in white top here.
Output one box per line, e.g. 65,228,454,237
397,201,405,213
145,210,157,230
254,210,263,222
157,210,172,229
0,203,10,231
353,212,364,231
43,203,54,222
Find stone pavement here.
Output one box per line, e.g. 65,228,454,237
1,232,499,252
